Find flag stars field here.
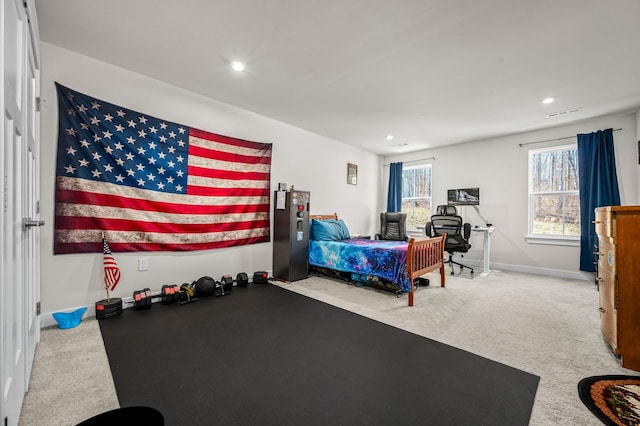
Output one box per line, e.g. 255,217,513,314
58,88,191,195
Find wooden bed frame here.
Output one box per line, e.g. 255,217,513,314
309,214,446,306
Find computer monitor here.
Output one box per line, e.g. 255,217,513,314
447,188,480,206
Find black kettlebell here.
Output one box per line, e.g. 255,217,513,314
194,276,216,297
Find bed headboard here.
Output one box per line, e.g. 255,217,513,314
309,213,338,221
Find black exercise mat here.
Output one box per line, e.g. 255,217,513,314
99,284,539,425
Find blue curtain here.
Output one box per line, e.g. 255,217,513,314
577,128,620,272
387,162,403,212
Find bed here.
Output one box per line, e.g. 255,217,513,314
308,214,446,306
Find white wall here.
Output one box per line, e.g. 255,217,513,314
383,113,639,278
39,43,381,318
39,42,640,319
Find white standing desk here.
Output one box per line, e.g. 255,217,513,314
471,226,496,276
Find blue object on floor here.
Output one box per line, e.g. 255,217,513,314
52,307,87,329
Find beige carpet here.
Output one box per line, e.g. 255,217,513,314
19,318,118,425
19,270,632,425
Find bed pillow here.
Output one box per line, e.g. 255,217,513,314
311,219,340,241
311,219,350,241
335,219,351,239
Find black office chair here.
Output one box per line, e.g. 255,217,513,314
426,213,473,275
375,212,409,241
435,204,458,215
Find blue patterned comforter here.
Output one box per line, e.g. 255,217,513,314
308,239,411,292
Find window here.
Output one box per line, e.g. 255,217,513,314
528,145,579,238
401,165,432,230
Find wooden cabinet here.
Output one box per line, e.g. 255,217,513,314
595,206,640,372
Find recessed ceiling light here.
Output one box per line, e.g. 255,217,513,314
230,61,246,72
542,97,555,104
386,134,394,140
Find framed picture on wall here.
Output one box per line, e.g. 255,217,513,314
347,163,358,185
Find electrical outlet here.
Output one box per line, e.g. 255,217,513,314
138,257,149,271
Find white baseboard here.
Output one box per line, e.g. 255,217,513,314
452,257,593,281
40,270,276,329
42,266,589,329
488,262,593,281
41,304,96,329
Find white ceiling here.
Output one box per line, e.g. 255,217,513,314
34,0,640,155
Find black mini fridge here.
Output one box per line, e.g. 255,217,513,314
273,190,310,282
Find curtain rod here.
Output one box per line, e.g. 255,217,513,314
383,156,435,166
518,128,622,147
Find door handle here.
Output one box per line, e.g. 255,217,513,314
23,218,45,231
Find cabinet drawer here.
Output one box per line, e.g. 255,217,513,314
597,237,616,274
594,209,615,238
598,268,618,351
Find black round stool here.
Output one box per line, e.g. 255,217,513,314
76,406,164,425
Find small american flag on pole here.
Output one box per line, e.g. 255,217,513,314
53,83,272,253
102,237,121,291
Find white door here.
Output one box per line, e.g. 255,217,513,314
1,0,41,425
23,5,42,387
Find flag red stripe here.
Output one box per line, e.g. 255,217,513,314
187,165,270,181
186,186,269,197
56,235,269,254
55,189,270,214
104,269,120,286
56,216,270,234
188,144,272,165
189,128,272,151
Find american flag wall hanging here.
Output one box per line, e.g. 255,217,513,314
54,83,272,254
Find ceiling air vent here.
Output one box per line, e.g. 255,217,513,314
546,108,580,118
392,143,409,150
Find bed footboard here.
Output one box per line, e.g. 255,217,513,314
406,235,446,307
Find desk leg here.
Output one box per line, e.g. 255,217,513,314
480,230,491,277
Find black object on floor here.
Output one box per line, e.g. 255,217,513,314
99,284,539,425
76,406,164,425
578,375,640,425
94,298,122,320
